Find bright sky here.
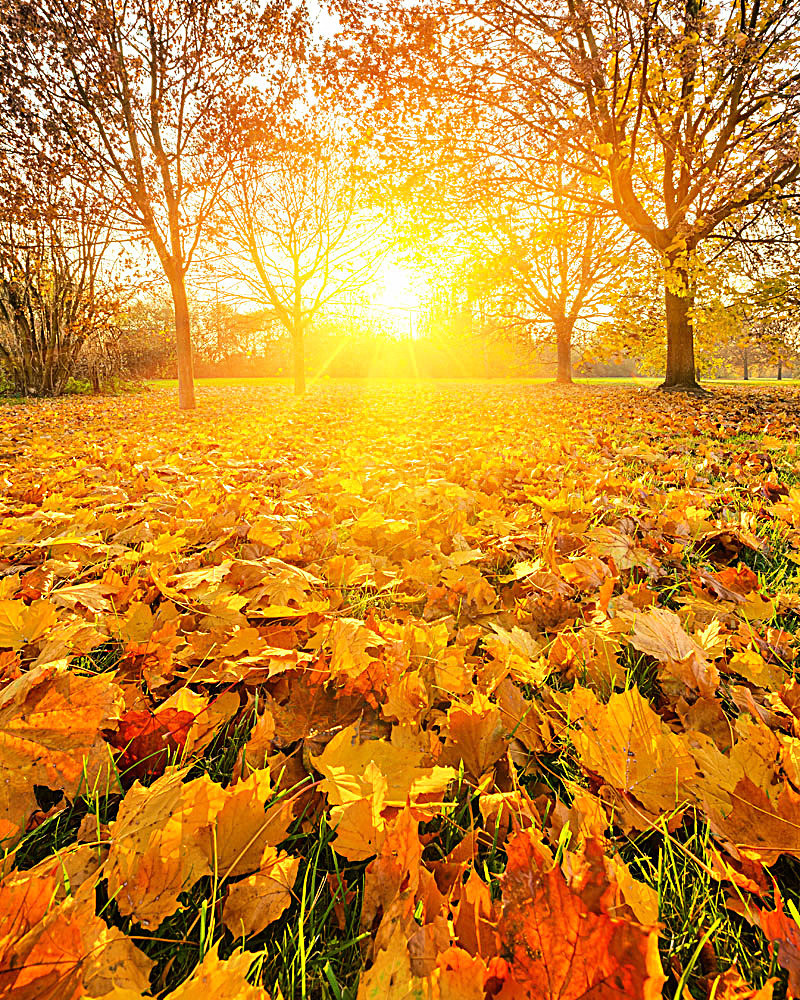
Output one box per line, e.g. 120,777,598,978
370,258,429,336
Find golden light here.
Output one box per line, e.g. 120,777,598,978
371,258,427,337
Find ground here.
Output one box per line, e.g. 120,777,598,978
2,380,800,999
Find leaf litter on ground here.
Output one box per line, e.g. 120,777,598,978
1,382,800,998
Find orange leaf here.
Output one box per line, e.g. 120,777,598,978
110,706,195,781
498,831,665,999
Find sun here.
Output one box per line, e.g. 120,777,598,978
377,260,419,309
371,258,427,336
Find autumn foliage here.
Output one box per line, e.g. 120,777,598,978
2,382,800,996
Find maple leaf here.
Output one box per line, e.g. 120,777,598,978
702,776,800,865
23,839,106,903
587,525,656,574
629,608,705,662
441,692,509,780
226,557,326,617
355,922,426,1000
201,768,293,879
109,706,195,781
50,581,115,614
105,764,294,928
0,663,124,844
566,686,697,825
629,607,719,696
116,623,179,690
117,601,156,643
104,769,218,928
707,966,777,999
430,947,489,1000
311,722,456,810
164,943,271,1000
497,831,665,999
267,682,364,746
361,806,422,931
0,875,153,1000
729,891,800,994
382,670,428,725
483,624,549,687
452,868,499,957
164,688,241,757
311,617,387,677
726,648,787,691
698,565,760,603
234,708,276,779
330,768,388,862
222,845,300,937
0,598,58,650
495,678,551,754
696,525,766,564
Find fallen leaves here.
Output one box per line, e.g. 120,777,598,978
0,876,153,1000
221,847,300,937
109,706,195,781
566,686,697,825
498,833,665,1000
2,382,800,997
0,598,58,650
0,663,123,841
160,944,270,1000
629,607,720,696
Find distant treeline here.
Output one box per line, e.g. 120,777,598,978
139,332,638,382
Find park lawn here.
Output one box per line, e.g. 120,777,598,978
2,380,800,998
149,374,800,391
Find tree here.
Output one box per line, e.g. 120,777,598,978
196,298,255,366
739,280,800,378
1,0,310,409
216,128,389,394
455,170,633,383
358,75,633,383
0,183,119,396
702,199,800,376
349,0,800,389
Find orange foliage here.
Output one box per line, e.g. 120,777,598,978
1,383,799,995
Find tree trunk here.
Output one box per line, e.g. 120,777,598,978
555,319,573,384
169,274,196,410
743,351,749,381
661,275,700,389
778,358,783,381
293,331,306,395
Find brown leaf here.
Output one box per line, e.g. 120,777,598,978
708,966,776,999
698,565,760,603
703,776,800,865
222,846,300,938
629,607,719,696
441,692,509,780
728,892,799,994
362,806,422,933
0,876,152,1000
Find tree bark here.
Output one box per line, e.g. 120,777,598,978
660,274,700,389
293,330,306,395
554,319,573,383
778,358,783,381
743,352,749,381
169,274,196,410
